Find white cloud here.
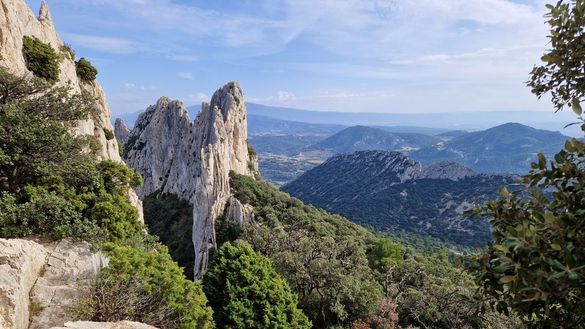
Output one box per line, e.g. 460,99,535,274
276,90,295,101
177,72,194,80
51,0,553,114
63,33,145,54
121,83,157,91
166,54,199,62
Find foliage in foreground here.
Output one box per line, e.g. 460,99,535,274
203,241,311,329
0,67,143,244
469,1,585,327
76,242,214,329
469,140,585,326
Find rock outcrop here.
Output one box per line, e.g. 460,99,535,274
0,239,47,329
0,0,143,220
28,240,109,329
123,97,194,199
114,118,131,147
419,161,478,181
0,239,108,329
123,82,259,277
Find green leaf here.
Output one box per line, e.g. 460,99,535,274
499,187,510,197
571,98,582,115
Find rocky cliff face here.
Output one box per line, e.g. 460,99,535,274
123,82,258,277
419,161,478,181
0,0,143,219
0,239,108,329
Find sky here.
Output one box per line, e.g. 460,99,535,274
24,0,556,116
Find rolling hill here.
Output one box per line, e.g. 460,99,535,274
305,125,441,154
412,122,571,173
283,150,518,246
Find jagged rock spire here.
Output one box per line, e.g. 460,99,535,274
114,118,131,146
123,81,259,278
38,1,52,23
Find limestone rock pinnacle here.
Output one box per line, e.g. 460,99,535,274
123,81,259,277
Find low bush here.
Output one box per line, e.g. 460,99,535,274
75,243,214,329
103,128,115,140
22,36,60,83
76,58,98,81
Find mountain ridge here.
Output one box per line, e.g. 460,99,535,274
283,150,518,245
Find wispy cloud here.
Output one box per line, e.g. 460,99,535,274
177,72,194,80
62,33,146,54
165,54,199,62
121,83,157,91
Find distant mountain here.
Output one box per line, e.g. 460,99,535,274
246,103,582,137
412,122,572,174
116,106,344,137
437,130,469,140
283,151,517,246
247,115,345,136
305,125,441,154
249,135,324,156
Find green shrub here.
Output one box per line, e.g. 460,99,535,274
22,36,60,83
76,58,98,81
60,44,75,61
76,243,214,329
0,161,143,244
103,128,114,141
203,241,311,329
117,141,123,157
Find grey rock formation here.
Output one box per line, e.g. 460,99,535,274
124,97,194,199
29,240,109,329
225,196,255,227
124,82,258,277
0,239,107,329
0,0,143,220
114,118,131,147
419,161,478,181
0,239,47,329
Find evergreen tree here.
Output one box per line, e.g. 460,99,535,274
203,241,311,329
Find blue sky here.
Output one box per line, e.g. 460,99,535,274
25,0,554,116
